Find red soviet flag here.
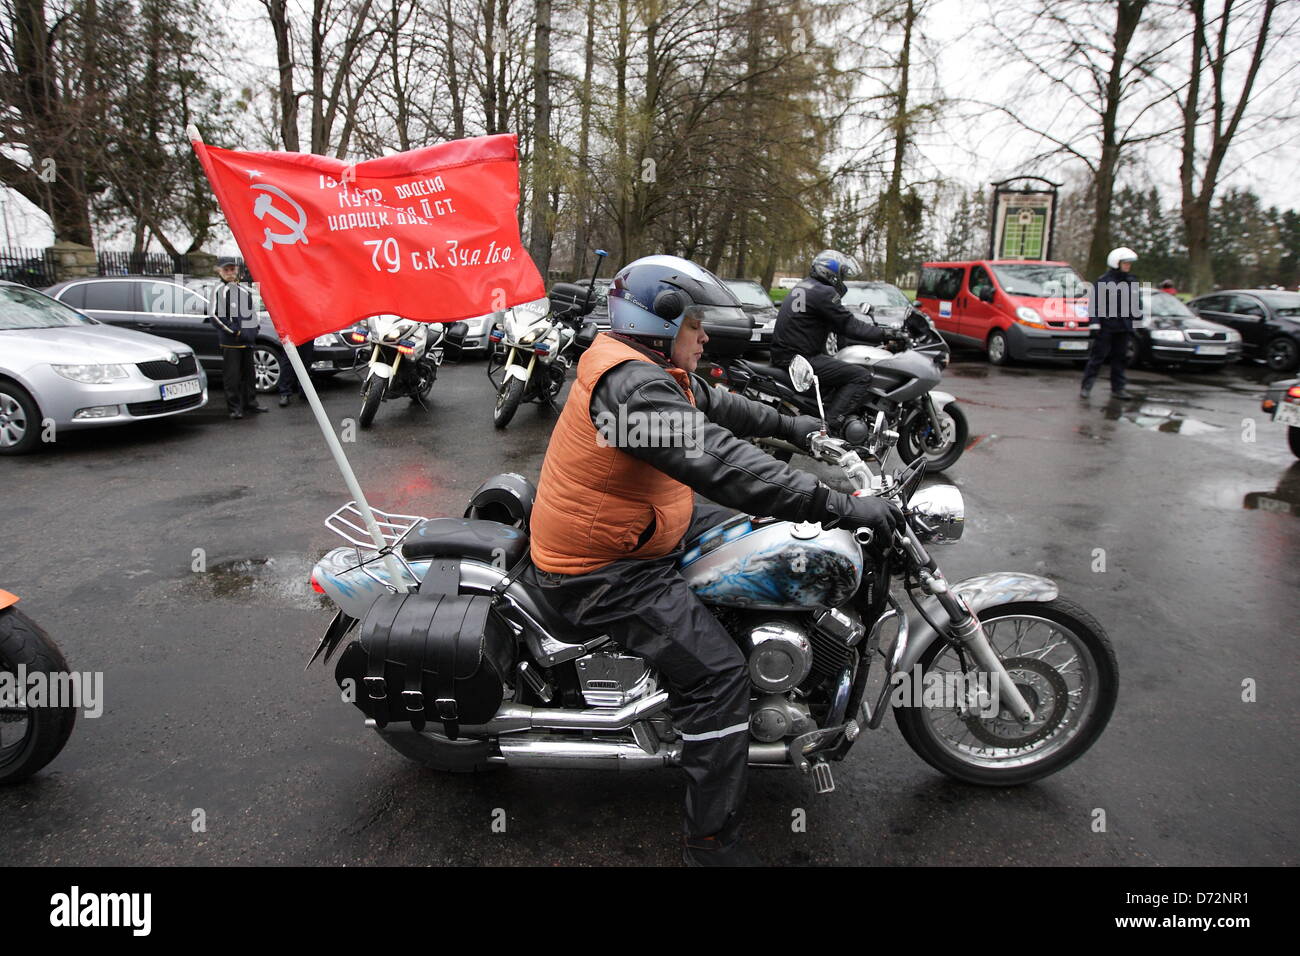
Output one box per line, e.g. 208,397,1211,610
190,132,545,345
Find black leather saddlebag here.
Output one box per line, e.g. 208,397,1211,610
334,590,515,737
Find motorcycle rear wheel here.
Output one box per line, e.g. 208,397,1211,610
899,403,968,472
494,376,526,429
894,597,1117,787
0,607,77,784
359,376,386,429
378,728,497,773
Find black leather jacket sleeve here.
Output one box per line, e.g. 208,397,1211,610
589,360,831,522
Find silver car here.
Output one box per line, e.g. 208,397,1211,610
0,281,207,454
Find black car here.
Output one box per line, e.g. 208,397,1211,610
1188,289,1300,372
1127,291,1242,369
826,281,913,352
45,275,364,392
722,278,778,346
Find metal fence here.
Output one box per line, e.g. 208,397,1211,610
0,246,58,288
96,251,204,277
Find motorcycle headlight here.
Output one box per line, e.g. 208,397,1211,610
52,363,130,384
1150,329,1185,342
907,484,964,544
381,319,418,342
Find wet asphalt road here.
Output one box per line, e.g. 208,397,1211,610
1,349,1297,867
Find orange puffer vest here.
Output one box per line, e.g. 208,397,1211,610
530,334,696,574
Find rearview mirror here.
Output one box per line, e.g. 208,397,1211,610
789,354,815,393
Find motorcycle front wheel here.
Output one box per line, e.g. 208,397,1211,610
0,606,77,784
899,402,969,472
359,375,386,429
494,375,526,429
894,597,1118,787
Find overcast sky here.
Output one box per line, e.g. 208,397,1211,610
3,0,1296,250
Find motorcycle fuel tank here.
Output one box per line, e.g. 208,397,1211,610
680,516,862,610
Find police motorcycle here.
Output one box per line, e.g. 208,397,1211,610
487,250,607,429
722,304,969,472
356,314,456,429
0,588,76,784
306,355,1116,792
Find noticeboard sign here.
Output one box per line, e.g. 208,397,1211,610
988,177,1060,261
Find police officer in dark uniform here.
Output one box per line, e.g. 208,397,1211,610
209,258,266,419
1080,246,1142,400
771,250,906,436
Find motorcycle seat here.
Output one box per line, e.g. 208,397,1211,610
402,517,529,568
737,359,793,388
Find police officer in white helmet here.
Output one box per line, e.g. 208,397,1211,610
1080,247,1142,400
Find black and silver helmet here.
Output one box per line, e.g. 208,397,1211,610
464,472,537,530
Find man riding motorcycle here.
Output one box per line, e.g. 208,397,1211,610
528,255,902,866
771,250,906,436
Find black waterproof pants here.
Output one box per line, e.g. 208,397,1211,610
1081,326,1129,393
533,502,750,844
221,346,257,414
804,354,873,427
278,342,316,396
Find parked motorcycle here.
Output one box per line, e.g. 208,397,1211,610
306,356,1116,792
723,305,969,471
487,251,607,429
356,314,452,429
0,589,76,784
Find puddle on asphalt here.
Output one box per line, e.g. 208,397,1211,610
183,553,330,610
1104,402,1224,435
1242,463,1300,518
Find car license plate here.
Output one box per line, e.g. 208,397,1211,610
1058,340,1089,351
1275,402,1300,427
160,378,201,400
1196,344,1227,356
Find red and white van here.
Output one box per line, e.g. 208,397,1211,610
916,260,1094,364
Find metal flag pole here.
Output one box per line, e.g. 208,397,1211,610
278,336,412,591
187,124,417,591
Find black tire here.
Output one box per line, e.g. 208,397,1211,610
377,728,497,773
986,330,1010,366
252,345,284,393
0,606,77,784
899,402,969,472
408,361,435,403
1288,426,1300,459
0,380,42,456
493,375,526,429
358,375,386,429
1265,336,1300,373
894,597,1118,787
1124,336,1141,369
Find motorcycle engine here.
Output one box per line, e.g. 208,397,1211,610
575,651,655,709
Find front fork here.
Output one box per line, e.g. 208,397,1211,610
368,345,402,382
896,527,1036,723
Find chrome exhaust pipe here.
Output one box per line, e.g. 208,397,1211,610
493,737,791,769
368,690,671,736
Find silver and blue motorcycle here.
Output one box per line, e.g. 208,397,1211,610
306,356,1116,791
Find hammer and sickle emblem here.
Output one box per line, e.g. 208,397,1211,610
251,183,309,250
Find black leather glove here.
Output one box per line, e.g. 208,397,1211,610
882,329,910,352
823,489,904,541
782,414,824,451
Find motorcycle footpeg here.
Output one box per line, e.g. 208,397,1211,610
811,759,835,794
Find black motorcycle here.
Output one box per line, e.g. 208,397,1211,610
721,306,969,471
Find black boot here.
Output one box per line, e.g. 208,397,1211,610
682,834,762,867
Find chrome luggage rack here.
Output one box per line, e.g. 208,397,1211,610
324,501,430,592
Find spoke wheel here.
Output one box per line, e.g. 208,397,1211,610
894,598,1118,786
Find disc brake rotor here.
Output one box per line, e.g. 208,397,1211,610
962,656,1070,747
